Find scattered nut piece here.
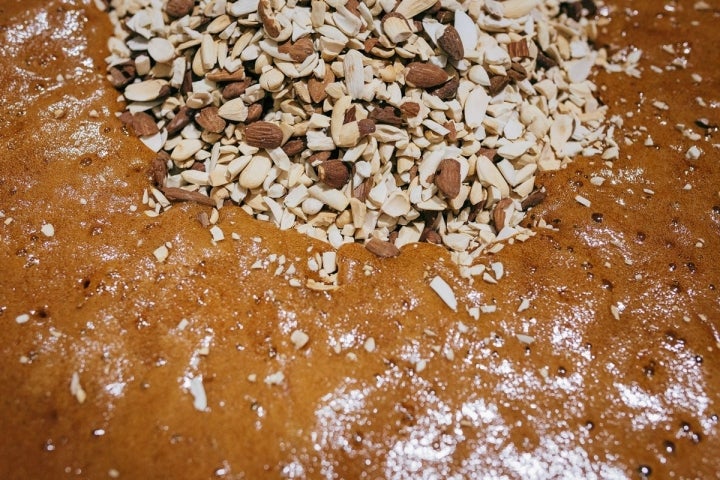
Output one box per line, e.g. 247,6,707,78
365,237,400,258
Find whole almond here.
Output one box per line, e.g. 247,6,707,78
435,158,461,199
196,106,226,134
165,0,194,18
317,160,350,189
365,237,400,258
405,62,450,88
437,25,464,61
244,121,283,149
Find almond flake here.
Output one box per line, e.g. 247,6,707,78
429,275,457,312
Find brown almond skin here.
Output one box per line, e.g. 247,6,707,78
421,229,443,244
108,61,136,89
245,103,264,123
343,105,357,124
131,112,159,137
165,0,194,18
365,237,400,258
363,37,380,53
244,121,283,149
206,69,246,82
357,118,376,137
258,0,281,38
488,75,510,96
222,79,252,100
493,197,514,231
196,106,226,134
352,178,372,201
437,25,464,61
405,62,449,89
318,160,350,189
431,76,459,100
166,106,194,136
435,158,461,199
308,151,332,164
278,37,315,63
151,152,169,187
508,39,530,58
369,106,403,126
444,121,457,142
436,9,454,23
399,101,421,117
308,69,334,104
521,189,547,210
282,139,305,156
161,187,216,206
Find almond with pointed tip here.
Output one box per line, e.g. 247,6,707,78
318,160,350,189
435,159,461,199
437,25,464,61
405,62,450,88
244,121,283,149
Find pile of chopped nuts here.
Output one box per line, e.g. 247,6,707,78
105,0,619,272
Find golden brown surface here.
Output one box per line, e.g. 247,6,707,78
1,1,719,478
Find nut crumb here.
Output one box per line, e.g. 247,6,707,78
41,223,55,237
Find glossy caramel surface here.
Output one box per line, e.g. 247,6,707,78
0,1,718,478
